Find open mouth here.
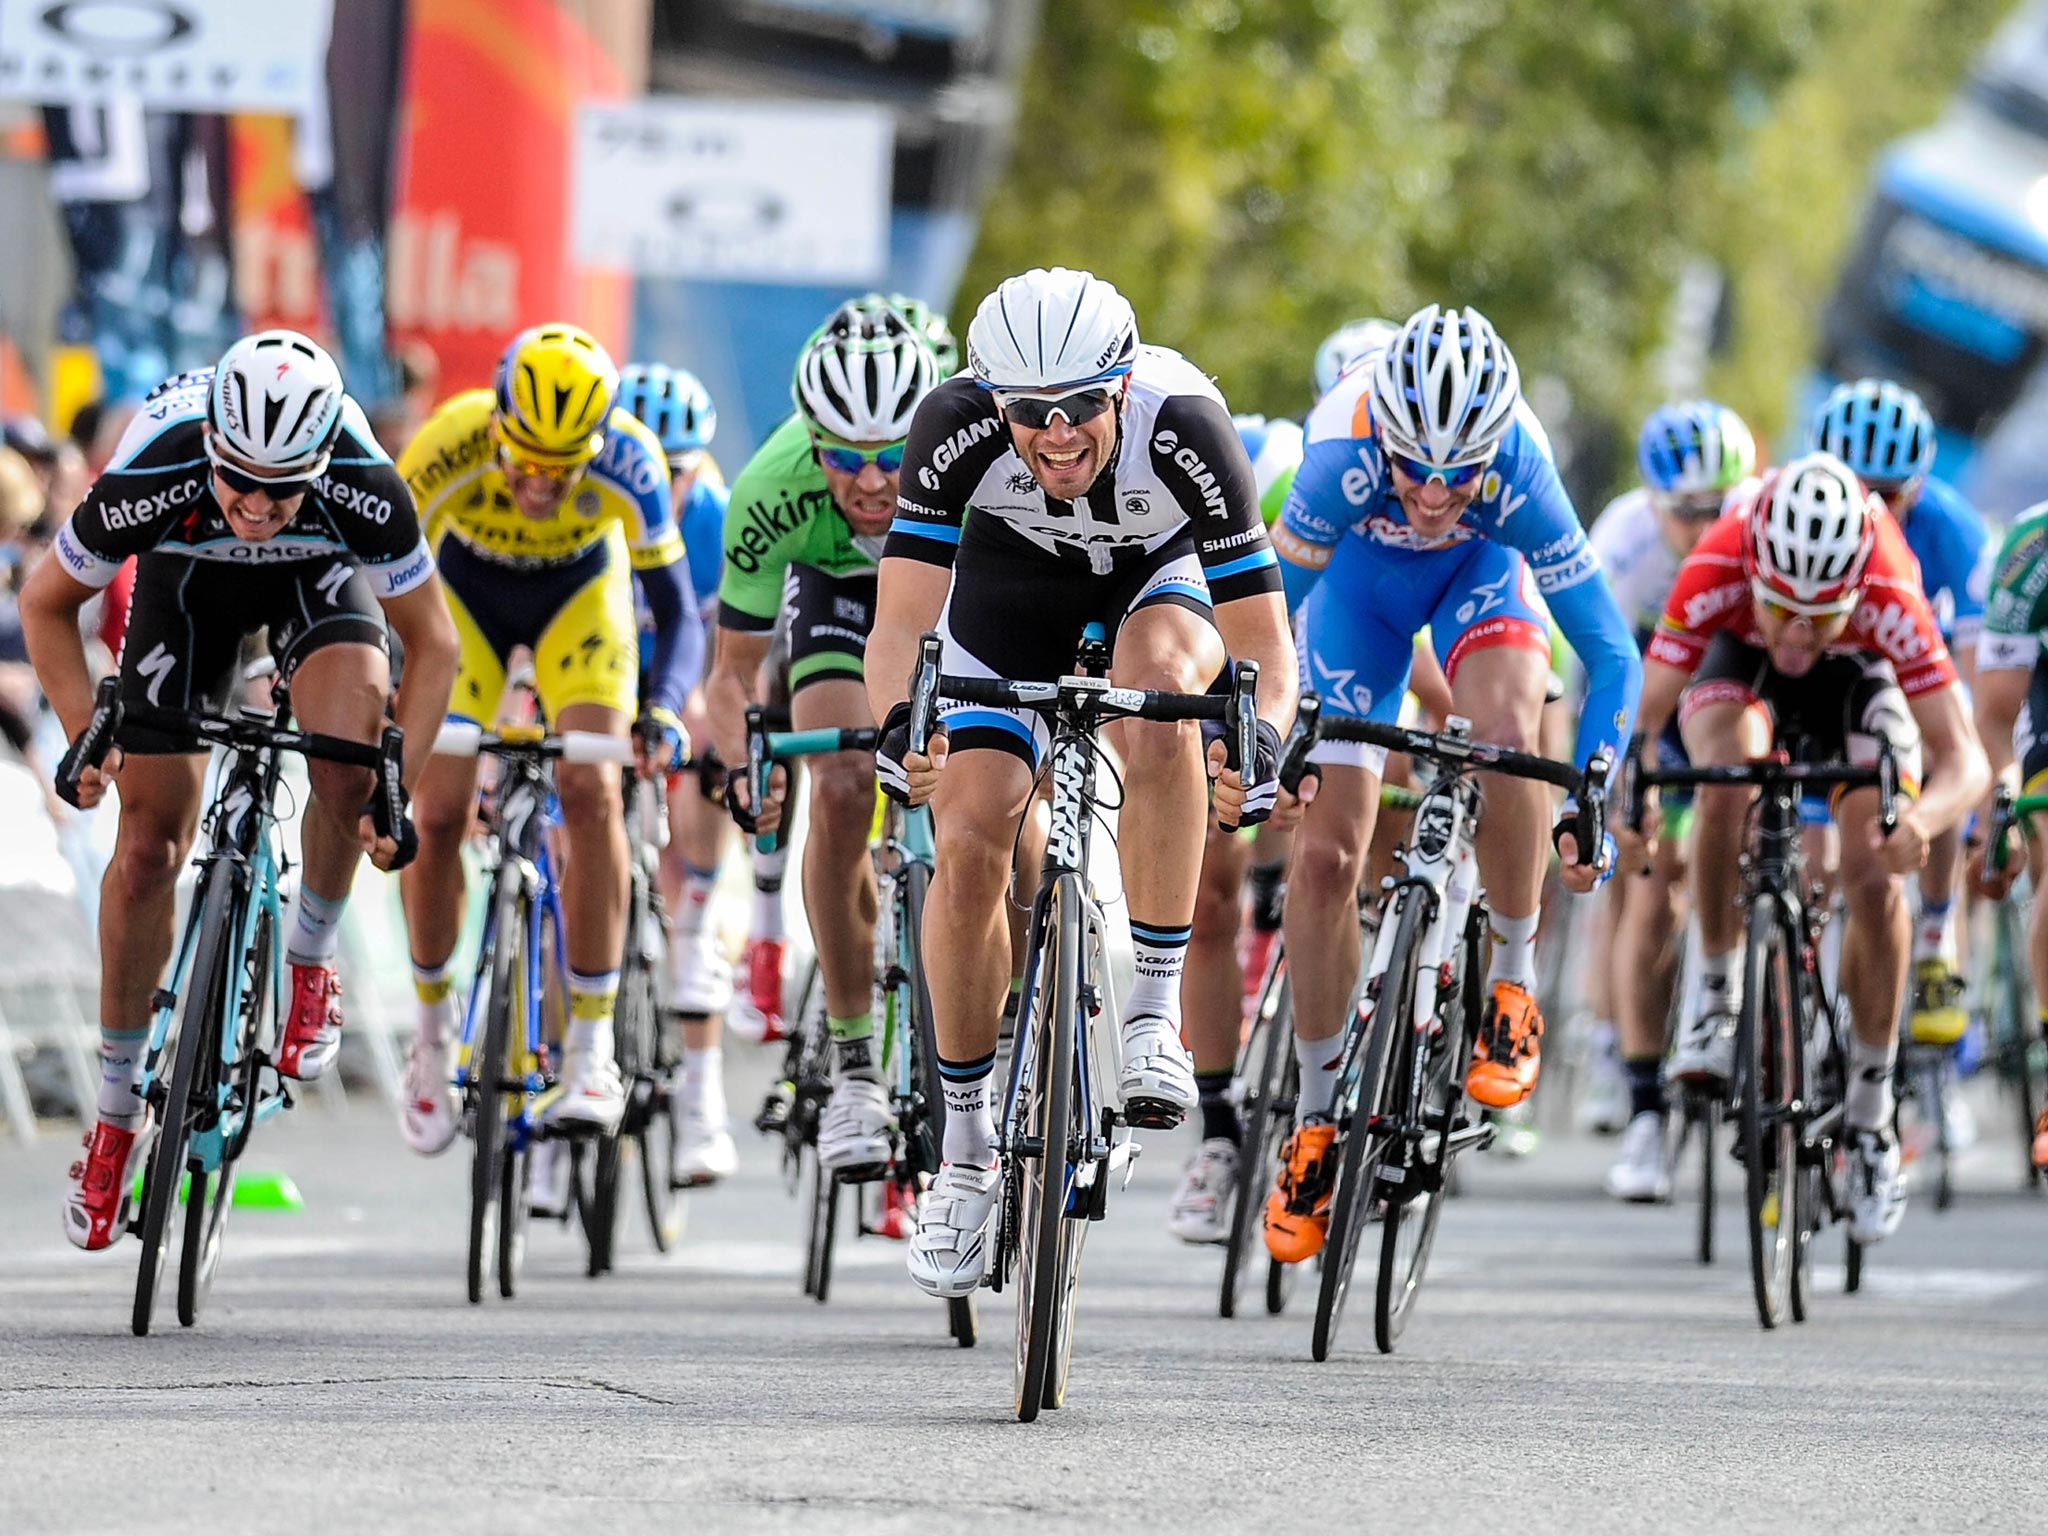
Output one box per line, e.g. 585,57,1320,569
1040,447,1087,472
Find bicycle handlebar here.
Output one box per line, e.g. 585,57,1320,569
57,675,418,866
1621,741,1899,839
430,720,636,765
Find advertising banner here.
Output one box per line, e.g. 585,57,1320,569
0,0,331,115
573,97,892,285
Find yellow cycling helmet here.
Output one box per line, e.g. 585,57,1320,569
493,324,619,464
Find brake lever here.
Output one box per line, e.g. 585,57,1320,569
1278,693,1323,795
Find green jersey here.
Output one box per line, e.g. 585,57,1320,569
1980,502,2048,672
717,414,884,631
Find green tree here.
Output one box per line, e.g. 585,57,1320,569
964,0,2009,493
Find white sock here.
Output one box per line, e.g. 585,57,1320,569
938,1049,998,1166
1487,909,1539,991
1698,948,1743,1018
751,846,786,940
1126,918,1192,1025
97,1028,149,1125
285,887,346,967
1913,899,1955,966
1846,1036,1897,1132
677,863,718,940
567,969,618,1058
681,1045,723,1113
1293,1031,1343,1121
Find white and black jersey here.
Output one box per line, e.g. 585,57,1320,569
52,371,433,600
886,346,1281,606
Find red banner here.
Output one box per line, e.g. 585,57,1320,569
386,0,635,391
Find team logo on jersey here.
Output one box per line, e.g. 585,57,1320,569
576,489,601,517
320,478,393,525
1455,568,1515,627
919,417,1001,490
1124,492,1150,518
1150,429,1228,519
1006,469,1037,494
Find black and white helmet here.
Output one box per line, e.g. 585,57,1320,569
792,296,939,442
966,267,1138,391
1369,304,1521,470
1741,451,1878,613
206,330,346,480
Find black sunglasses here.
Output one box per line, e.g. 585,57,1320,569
994,385,1120,431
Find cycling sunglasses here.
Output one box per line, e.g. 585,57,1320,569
813,439,906,474
497,444,587,484
1653,489,1727,523
207,447,311,501
1752,583,1856,627
1385,448,1489,490
993,384,1120,431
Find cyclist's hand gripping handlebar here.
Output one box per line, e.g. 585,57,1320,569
364,724,419,871
1277,693,1324,797
55,676,122,809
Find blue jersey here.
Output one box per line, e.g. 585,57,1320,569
1277,369,1640,773
1899,475,1990,649
680,471,729,613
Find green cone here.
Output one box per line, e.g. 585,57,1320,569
129,1169,304,1210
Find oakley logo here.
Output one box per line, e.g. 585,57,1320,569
35,1,194,54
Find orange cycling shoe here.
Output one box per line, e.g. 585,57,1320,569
2033,1107,2048,1171
1466,981,1543,1109
1263,1117,1337,1263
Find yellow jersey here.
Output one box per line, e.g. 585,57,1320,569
399,389,684,572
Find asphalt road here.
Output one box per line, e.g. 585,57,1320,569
4,1047,2045,1536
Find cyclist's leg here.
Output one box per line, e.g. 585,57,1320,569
1909,821,1968,1043
268,560,394,1080
1425,543,1553,1108
1673,637,1773,1080
534,537,641,1129
1171,819,1255,1241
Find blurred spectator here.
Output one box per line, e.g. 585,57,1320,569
3,414,57,476
44,440,89,525
0,447,49,753
84,399,139,477
369,337,440,454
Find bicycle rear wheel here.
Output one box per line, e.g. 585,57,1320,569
179,906,272,1327
1998,900,2046,1191
134,866,233,1337
1373,904,1480,1352
582,950,656,1276
1738,894,1800,1330
1014,878,1084,1422
1311,892,1419,1363
467,870,521,1305
1689,1091,1719,1266
1222,951,1291,1319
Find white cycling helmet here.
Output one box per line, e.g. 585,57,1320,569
966,267,1138,391
1369,304,1521,470
206,330,346,480
1741,450,1878,614
792,295,939,442
1313,316,1399,397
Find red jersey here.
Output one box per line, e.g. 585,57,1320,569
1646,508,1956,697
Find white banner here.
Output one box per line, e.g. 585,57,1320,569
0,0,331,115
574,98,893,285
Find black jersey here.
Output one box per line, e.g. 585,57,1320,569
53,371,433,600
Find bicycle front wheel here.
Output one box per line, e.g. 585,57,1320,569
1311,891,1420,1362
467,868,522,1305
135,865,234,1337
1014,877,1084,1422
1738,894,1800,1330
1222,950,1291,1319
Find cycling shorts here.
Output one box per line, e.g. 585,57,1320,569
116,551,387,754
1297,533,1549,776
437,526,637,725
2013,657,2048,796
1678,634,1923,798
937,524,1216,769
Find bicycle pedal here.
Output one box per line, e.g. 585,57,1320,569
1121,1097,1187,1132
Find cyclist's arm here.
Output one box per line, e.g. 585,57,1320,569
1211,592,1298,732
1975,665,2026,786
1539,549,1641,774
867,557,953,725
1633,655,1691,752
18,555,98,741
707,623,771,771
1909,679,1991,838
636,555,701,718
378,575,460,789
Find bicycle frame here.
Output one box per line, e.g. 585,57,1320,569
139,709,293,1173
456,756,568,1146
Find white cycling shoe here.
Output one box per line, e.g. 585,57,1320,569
1670,1011,1737,1087
1167,1137,1239,1244
399,1033,460,1156
818,1076,895,1180
1847,1128,1907,1245
550,1050,626,1134
1575,1022,1630,1135
671,1094,739,1186
1119,1012,1197,1129
907,1161,1001,1298
1603,1111,1671,1204
666,927,734,1018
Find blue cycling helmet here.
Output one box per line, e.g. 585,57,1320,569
1809,378,1935,487
1636,399,1754,497
618,362,716,460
